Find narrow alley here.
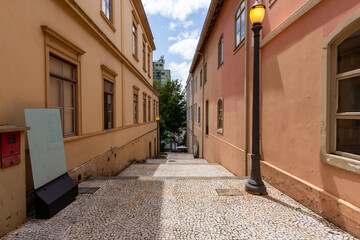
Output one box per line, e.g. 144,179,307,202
2,153,356,239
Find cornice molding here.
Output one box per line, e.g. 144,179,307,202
261,0,322,47
41,25,86,55
63,0,158,97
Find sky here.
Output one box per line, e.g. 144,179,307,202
141,0,211,86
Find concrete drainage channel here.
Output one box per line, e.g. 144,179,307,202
215,189,242,196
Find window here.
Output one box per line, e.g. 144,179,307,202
133,93,138,124
206,100,209,135
194,77,197,94
218,35,224,66
148,98,151,122
153,100,156,121
104,81,114,129
194,103,197,123
132,24,137,57
143,96,147,123
217,98,223,133
204,63,207,83
200,70,203,87
235,1,246,48
102,0,112,22
148,52,151,77
334,29,360,157
50,56,77,136
198,106,201,124
143,42,146,70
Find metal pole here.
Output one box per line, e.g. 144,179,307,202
157,120,159,157
245,23,267,195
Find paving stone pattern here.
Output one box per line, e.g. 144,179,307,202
2,153,357,240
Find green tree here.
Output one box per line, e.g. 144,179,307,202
157,79,186,141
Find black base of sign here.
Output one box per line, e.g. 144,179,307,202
35,173,78,219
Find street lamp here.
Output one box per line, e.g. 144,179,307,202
156,116,160,157
245,0,267,195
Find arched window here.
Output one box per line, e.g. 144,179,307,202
235,1,246,48
218,35,224,67
217,98,223,133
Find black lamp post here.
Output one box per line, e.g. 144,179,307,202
156,116,160,157
245,0,267,195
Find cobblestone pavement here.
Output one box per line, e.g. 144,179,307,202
2,153,357,240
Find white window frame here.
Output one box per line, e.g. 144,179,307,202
321,10,360,175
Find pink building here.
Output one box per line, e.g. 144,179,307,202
187,0,360,237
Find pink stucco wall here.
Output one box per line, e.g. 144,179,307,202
190,0,360,236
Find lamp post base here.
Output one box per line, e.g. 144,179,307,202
245,179,268,196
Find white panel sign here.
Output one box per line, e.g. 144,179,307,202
25,109,68,189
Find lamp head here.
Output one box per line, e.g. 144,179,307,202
156,116,160,121
249,0,266,25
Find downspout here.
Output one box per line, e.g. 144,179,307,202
243,0,250,176
197,50,205,158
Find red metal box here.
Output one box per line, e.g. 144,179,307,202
1,154,21,168
1,132,20,157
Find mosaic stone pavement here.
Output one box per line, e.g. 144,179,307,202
2,153,357,240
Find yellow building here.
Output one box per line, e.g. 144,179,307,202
0,0,158,236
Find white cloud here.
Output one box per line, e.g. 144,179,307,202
169,61,191,85
169,39,198,60
169,22,178,31
168,20,193,31
168,30,199,60
142,0,211,21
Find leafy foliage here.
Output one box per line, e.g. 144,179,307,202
157,79,186,140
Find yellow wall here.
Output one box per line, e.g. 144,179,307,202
0,131,27,237
0,0,157,235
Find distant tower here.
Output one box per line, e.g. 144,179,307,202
153,56,171,86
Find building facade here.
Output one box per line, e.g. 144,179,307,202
187,0,360,237
153,56,171,85
0,0,158,236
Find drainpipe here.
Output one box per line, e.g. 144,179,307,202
244,0,250,176
196,50,205,158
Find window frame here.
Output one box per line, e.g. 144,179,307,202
321,14,360,175
101,65,117,130
217,98,224,134
147,47,151,78
103,80,114,130
143,93,147,123
133,86,139,124
148,96,151,122
218,34,224,67
49,55,77,137
206,100,209,136
234,1,246,50
142,42,146,71
132,23,138,60
43,26,85,138
100,0,116,32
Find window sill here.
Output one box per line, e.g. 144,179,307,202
321,153,360,175
234,40,245,54
100,11,116,32
133,54,139,62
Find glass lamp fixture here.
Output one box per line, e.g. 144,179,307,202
249,1,266,24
